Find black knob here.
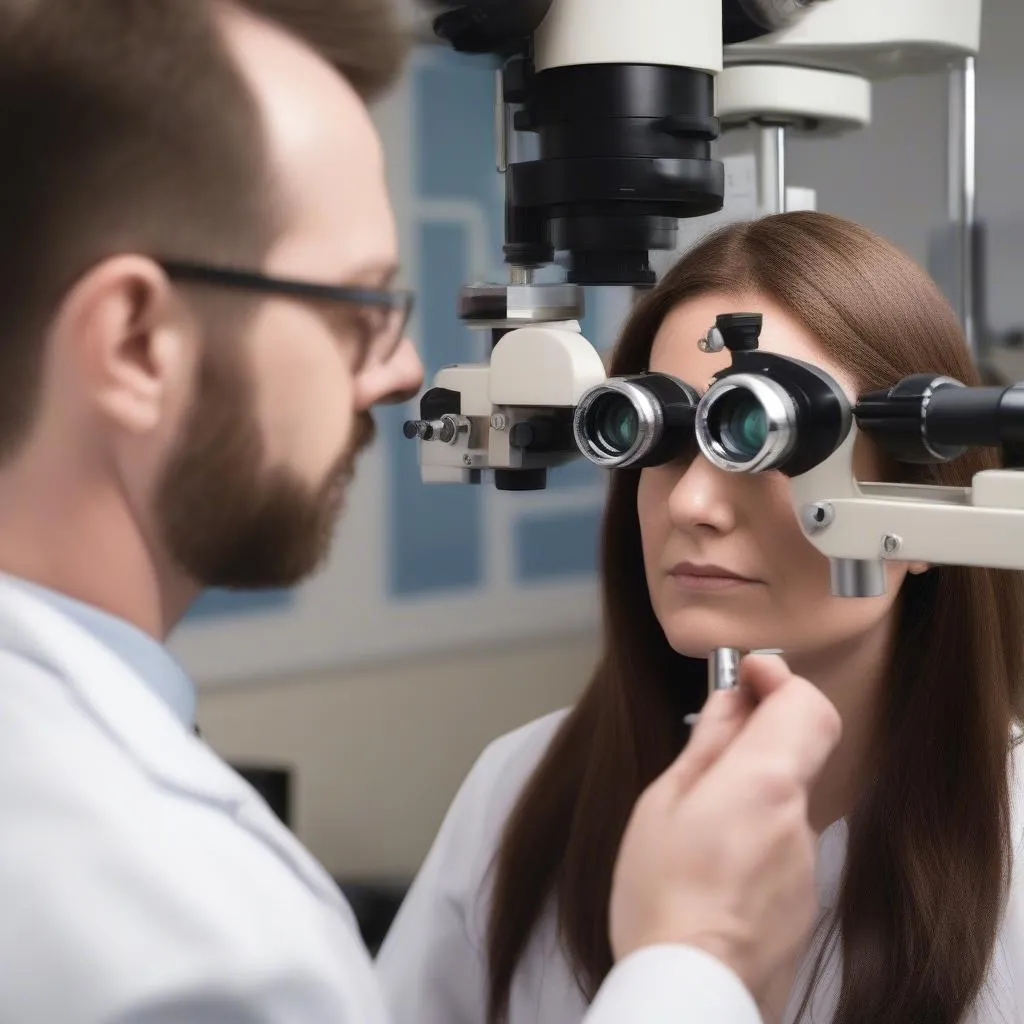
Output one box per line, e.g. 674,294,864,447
510,417,556,451
716,313,763,352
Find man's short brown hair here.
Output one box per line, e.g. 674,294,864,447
246,0,409,99
0,0,407,460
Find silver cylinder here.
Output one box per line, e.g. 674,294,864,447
708,647,742,694
830,558,886,598
759,124,787,215
684,647,743,727
947,56,978,359
961,55,978,358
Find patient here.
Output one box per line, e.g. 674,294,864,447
376,212,1024,1024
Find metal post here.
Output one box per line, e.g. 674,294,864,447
495,68,508,173
759,124,787,215
948,56,978,358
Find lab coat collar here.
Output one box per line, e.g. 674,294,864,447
816,817,848,911
0,575,355,923
2,575,197,729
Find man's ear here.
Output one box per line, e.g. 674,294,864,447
50,255,196,435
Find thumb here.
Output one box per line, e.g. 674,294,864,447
708,668,842,797
669,686,756,795
738,653,796,703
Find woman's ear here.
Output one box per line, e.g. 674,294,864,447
908,562,931,575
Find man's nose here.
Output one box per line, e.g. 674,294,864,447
666,454,738,535
364,338,424,408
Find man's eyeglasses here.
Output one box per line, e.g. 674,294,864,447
158,259,415,367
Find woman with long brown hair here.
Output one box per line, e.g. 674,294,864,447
376,211,1024,1024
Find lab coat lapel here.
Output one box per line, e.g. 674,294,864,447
0,578,355,926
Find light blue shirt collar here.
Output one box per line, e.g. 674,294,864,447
9,577,197,729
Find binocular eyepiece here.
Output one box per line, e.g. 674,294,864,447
574,311,1024,477
573,374,702,469
573,313,854,476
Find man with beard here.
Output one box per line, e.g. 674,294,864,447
0,1,841,1022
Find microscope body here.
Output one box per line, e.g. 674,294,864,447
404,0,1024,705
410,316,606,487
408,0,986,490
409,0,732,491
407,0,1024,643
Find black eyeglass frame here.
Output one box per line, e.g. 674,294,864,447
157,259,415,360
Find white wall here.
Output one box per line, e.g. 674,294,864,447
198,0,1023,883
198,632,595,880
972,0,1024,337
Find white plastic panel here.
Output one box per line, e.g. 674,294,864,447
490,325,608,406
717,64,871,133
725,0,981,78
535,0,722,73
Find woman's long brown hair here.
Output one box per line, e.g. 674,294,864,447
485,212,1024,1023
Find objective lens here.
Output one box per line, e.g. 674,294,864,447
589,395,640,456
712,390,769,460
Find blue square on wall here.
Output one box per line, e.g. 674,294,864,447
185,588,296,621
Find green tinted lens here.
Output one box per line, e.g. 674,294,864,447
717,391,768,459
593,396,640,454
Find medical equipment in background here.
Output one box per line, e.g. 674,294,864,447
405,0,752,490
404,0,983,491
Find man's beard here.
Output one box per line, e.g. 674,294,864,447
154,345,375,591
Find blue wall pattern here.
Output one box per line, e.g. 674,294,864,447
384,47,608,599
187,586,294,620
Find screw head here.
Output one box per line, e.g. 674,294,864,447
490,413,508,431
462,454,473,466
800,501,833,533
882,534,901,554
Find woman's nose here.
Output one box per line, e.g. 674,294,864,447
666,454,738,535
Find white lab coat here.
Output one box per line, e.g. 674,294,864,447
376,709,1024,1024
0,577,763,1024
